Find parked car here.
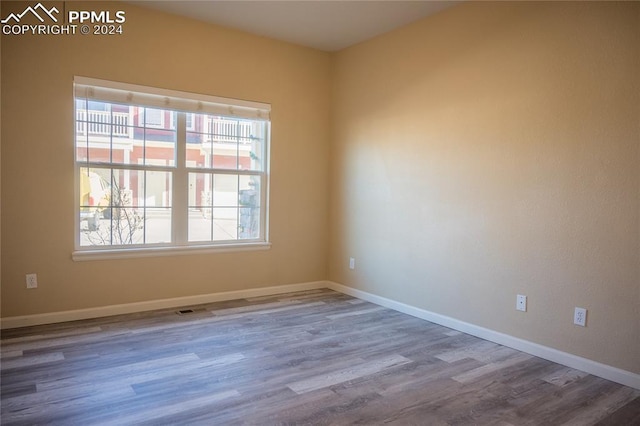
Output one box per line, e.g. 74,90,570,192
79,168,110,231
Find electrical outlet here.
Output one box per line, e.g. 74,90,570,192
516,294,527,312
26,274,38,289
574,307,587,327
349,257,355,270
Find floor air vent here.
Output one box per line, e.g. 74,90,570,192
176,309,196,315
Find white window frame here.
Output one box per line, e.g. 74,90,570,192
73,76,271,261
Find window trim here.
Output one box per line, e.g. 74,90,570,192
74,76,270,120
72,241,272,262
73,77,271,258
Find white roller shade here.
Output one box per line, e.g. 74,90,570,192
74,76,271,121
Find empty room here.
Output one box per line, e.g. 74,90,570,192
1,0,639,424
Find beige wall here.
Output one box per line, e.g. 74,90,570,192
1,2,331,316
2,1,638,376
329,1,640,373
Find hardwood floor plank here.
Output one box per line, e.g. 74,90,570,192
0,382,37,400
325,306,386,319
452,352,533,383
542,366,591,387
0,350,23,358
1,385,136,424
244,288,329,302
288,354,412,394
561,386,640,426
0,352,65,369
595,396,640,425
0,326,103,346
1,329,132,352
435,339,498,363
209,299,310,316
35,353,201,391
94,390,241,426
340,376,465,425
515,375,623,425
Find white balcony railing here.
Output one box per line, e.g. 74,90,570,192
206,118,253,144
76,110,130,137
76,111,255,144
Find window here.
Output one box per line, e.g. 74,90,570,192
185,113,195,131
74,77,270,258
142,107,165,128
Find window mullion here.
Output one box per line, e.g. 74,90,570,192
173,112,188,245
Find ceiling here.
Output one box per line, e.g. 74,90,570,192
129,1,459,52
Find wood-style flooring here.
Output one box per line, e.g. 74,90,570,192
1,289,639,425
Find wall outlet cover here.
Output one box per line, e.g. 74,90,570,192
26,274,38,289
574,307,587,327
516,294,527,312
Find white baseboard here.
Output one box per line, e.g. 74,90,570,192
0,281,327,330
3,279,637,390
326,281,640,390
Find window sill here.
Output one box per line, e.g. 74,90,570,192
72,242,271,262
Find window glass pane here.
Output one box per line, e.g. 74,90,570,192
188,207,212,242
213,208,238,241
145,208,172,244
75,98,88,115
239,175,260,208
86,100,112,122
142,107,164,128
212,135,238,170
80,169,173,246
79,167,111,246
111,169,141,207
239,175,260,240
144,129,176,166
80,218,110,246
87,100,111,112
187,131,211,169
239,207,260,239
76,139,89,163
208,116,236,143
75,99,89,162
84,101,112,160
241,120,266,172
86,132,112,163
103,169,144,245
110,127,138,165
213,174,238,207
188,172,212,207
110,207,145,245
110,104,131,138
188,172,212,242
209,117,242,170
187,113,211,169
79,167,110,209
143,170,172,208
108,104,135,165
